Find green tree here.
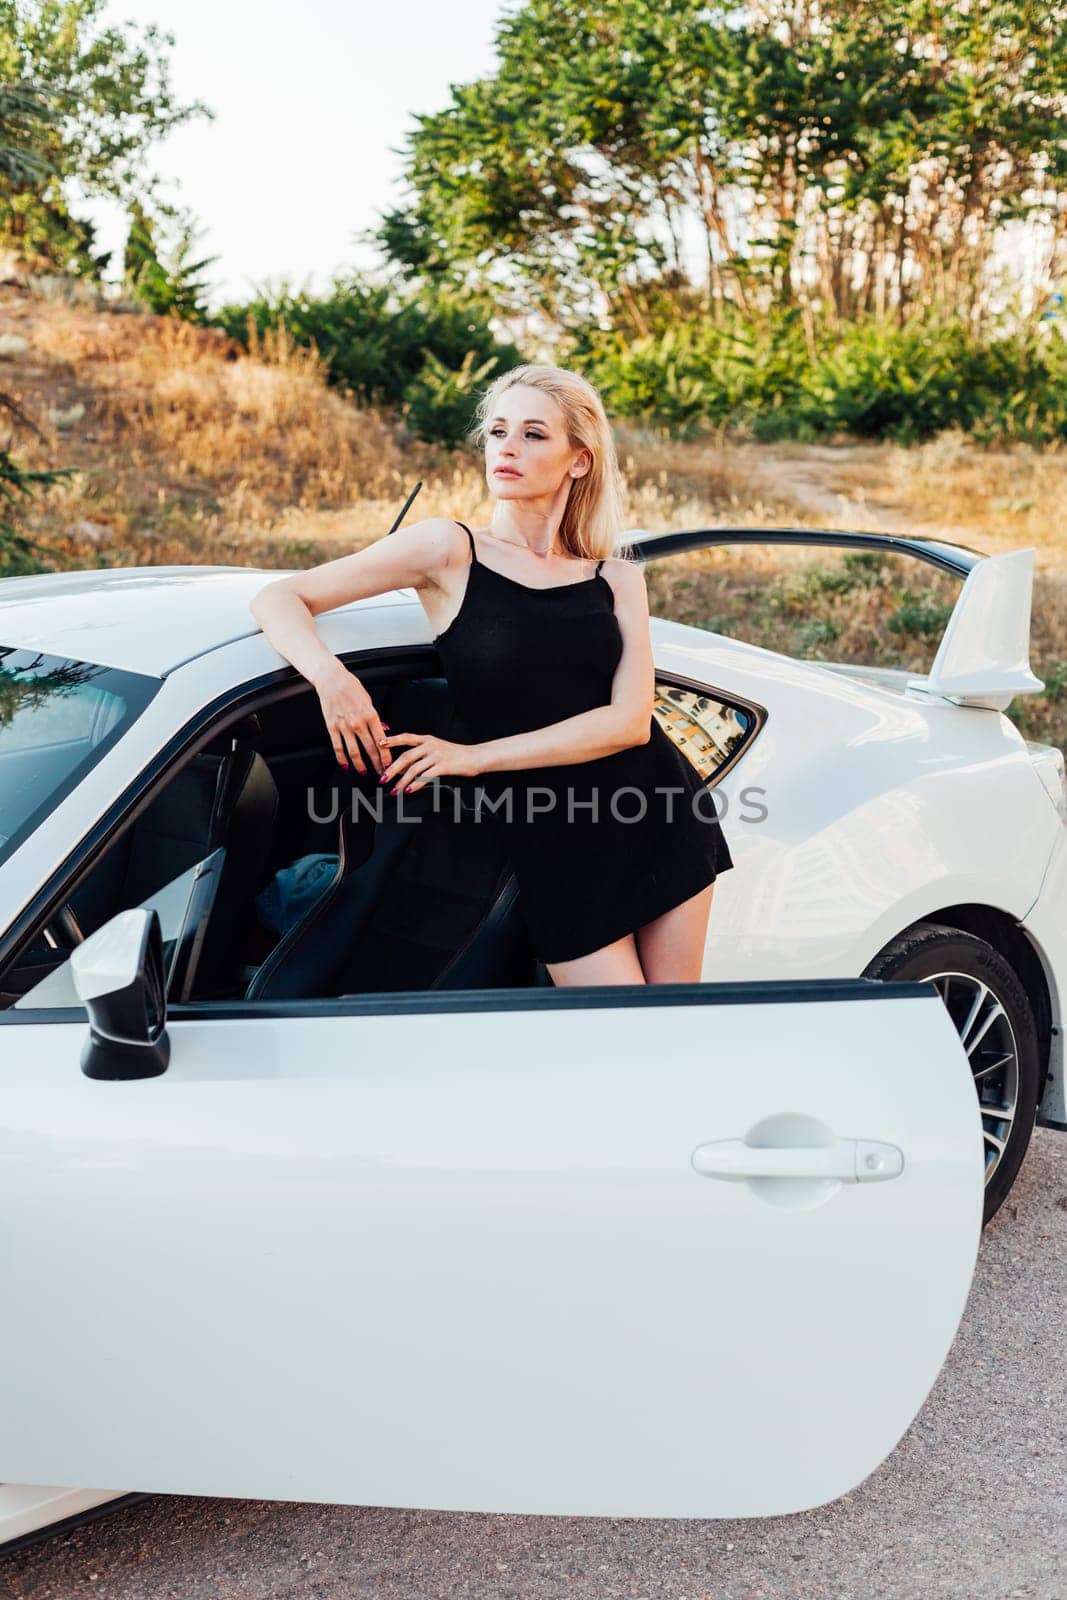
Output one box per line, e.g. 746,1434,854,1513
0,393,67,574
0,75,56,186
123,201,217,319
372,0,696,333
0,76,69,569
374,0,1067,337
0,0,211,272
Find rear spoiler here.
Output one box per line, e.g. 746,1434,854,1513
623,527,1044,713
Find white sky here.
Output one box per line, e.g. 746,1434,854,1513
86,0,510,304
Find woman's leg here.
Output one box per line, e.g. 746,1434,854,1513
633,880,715,984
545,930,647,987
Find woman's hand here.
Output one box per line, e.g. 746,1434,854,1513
378,732,485,793
315,661,390,777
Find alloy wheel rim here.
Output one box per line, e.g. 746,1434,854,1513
925,969,1020,1186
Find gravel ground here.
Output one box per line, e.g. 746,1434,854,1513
3,1129,1064,1600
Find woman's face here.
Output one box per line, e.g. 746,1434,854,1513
484,384,591,502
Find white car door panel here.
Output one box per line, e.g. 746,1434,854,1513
0,981,983,1518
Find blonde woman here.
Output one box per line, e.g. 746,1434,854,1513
250,363,734,986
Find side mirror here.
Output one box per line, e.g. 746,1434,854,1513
71,907,171,1080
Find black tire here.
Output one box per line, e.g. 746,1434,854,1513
861,921,1042,1226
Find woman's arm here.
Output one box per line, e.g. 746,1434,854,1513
249,517,458,687
382,560,656,791
249,517,461,775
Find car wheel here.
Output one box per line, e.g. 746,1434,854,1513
861,921,1042,1226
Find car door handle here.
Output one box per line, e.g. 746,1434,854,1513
691,1138,904,1183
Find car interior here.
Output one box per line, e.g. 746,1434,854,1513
0,665,756,1010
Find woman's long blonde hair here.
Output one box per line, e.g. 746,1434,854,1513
469,363,633,563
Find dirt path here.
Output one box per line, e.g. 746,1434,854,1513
734,441,957,540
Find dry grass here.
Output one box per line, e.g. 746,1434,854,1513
3,285,1067,748
610,422,1067,747
5,297,431,565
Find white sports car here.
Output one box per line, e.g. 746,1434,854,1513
0,526,1062,1546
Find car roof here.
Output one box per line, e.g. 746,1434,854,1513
0,565,410,677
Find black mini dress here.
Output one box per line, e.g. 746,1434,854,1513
432,520,735,964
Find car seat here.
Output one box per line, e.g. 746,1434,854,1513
244,779,537,999
243,676,540,999
191,743,280,996
66,728,278,996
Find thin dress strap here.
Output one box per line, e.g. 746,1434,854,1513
454,520,477,563
595,557,605,574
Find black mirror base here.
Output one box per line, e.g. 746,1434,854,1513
80,1027,171,1081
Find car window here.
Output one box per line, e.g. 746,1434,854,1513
653,682,754,782
645,544,964,674
0,646,159,870
13,852,220,1011
3,668,759,1016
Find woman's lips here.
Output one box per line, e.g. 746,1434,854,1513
494,468,522,477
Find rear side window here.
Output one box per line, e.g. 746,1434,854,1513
653,681,755,783
0,647,159,869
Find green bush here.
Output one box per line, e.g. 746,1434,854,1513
887,597,956,636
400,348,504,449
215,275,1067,447
571,311,1067,444
793,618,841,652
214,275,523,446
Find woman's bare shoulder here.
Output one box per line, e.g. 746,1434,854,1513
599,554,647,591
401,516,471,583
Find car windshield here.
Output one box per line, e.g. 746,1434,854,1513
0,646,159,872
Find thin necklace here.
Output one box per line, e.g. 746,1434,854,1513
485,528,561,560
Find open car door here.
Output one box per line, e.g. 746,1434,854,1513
0,960,983,1518
626,526,1044,712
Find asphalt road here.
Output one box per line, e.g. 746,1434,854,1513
3,1130,1064,1600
